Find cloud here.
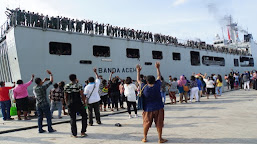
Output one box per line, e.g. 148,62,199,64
173,0,187,6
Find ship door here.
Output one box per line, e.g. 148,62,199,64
190,51,200,66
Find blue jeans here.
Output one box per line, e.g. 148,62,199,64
216,86,222,96
161,91,166,104
0,100,11,120
37,105,54,132
50,101,62,118
137,96,143,110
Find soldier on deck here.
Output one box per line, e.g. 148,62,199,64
25,11,31,26
123,27,127,38
95,22,98,34
38,14,44,28
44,15,49,29
117,27,120,37
101,23,105,35
149,32,153,42
71,19,75,32
31,12,38,27
98,23,102,35
20,10,26,25
114,26,118,37
61,17,68,31
52,17,57,29
57,16,61,29
88,21,92,33
16,10,21,25
120,28,124,38
90,21,94,34
48,16,54,29
68,18,73,31
106,24,110,36
76,20,83,32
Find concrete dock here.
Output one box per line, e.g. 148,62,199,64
0,89,257,144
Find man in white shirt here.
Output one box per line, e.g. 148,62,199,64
84,68,101,126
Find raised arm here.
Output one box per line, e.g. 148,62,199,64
93,67,99,79
199,73,207,79
109,71,114,81
155,61,161,80
31,74,35,82
46,70,53,83
136,64,142,84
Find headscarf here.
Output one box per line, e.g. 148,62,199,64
177,76,187,86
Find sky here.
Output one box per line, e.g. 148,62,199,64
0,0,256,44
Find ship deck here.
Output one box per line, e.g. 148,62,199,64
0,87,257,143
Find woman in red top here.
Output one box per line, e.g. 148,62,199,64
0,81,15,121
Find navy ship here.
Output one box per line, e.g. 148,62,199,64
0,8,256,95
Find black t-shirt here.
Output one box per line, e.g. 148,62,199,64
109,80,120,93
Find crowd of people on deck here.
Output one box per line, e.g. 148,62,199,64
1,8,251,56
2,8,178,45
0,64,257,142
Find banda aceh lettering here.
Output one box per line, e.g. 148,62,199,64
98,68,136,73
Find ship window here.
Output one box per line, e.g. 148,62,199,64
152,51,163,59
93,45,110,57
126,48,140,58
80,60,92,64
190,51,200,66
173,53,181,60
234,59,239,67
240,57,254,67
49,42,71,55
202,56,225,66
145,62,152,65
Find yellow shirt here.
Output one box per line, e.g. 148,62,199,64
216,79,223,87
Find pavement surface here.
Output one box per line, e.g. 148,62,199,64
0,88,257,144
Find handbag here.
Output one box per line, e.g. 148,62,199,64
10,103,17,116
183,82,189,92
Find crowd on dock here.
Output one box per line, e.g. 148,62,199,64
0,63,256,142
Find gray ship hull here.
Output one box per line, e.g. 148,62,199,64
0,26,256,95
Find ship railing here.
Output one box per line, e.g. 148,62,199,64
0,20,9,39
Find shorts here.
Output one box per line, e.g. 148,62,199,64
142,108,164,128
16,97,29,111
178,86,184,93
207,88,215,94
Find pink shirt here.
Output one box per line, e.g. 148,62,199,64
13,81,32,99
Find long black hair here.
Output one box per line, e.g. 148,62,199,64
217,74,222,82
